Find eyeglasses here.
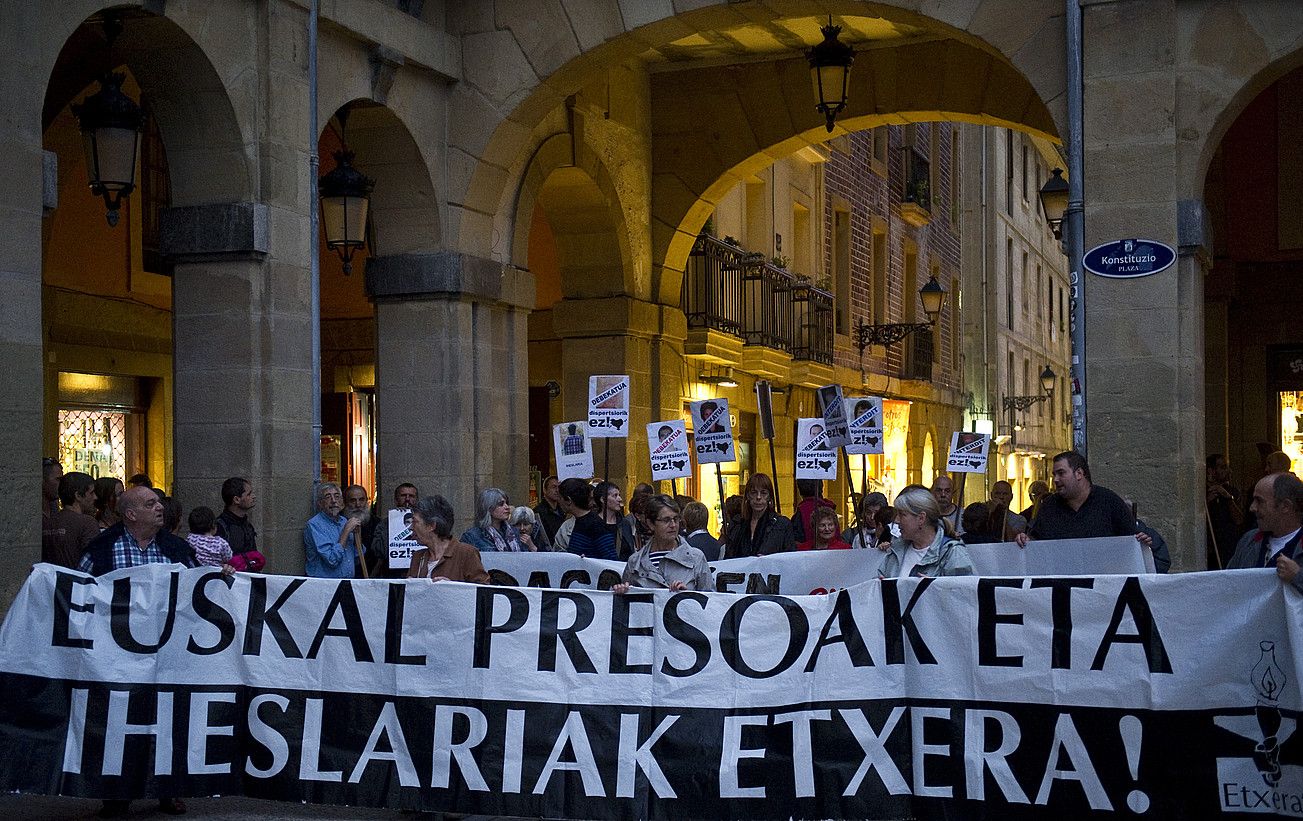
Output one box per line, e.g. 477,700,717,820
655,516,680,525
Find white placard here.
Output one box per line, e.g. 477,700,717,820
816,384,850,448
844,396,884,455
946,431,991,473
386,508,419,570
553,421,594,481
647,420,692,481
795,417,838,480
587,375,629,438
690,398,735,464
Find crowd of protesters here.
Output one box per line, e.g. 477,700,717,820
37,446,1303,591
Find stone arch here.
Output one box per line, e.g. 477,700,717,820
454,0,1066,263
512,133,631,298
41,3,254,206
321,100,441,257
1177,4,1303,202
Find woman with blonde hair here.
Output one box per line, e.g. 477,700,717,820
878,486,973,578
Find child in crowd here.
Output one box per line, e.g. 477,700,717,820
187,506,235,569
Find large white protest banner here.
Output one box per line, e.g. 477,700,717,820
690,398,734,464
587,375,629,438
552,421,593,480
646,420,692,481
386,508,419,570
479,537,1153,594
844,396,884,455
795,417,838,480
1,561,1297,819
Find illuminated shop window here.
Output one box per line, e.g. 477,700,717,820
58,409,128,480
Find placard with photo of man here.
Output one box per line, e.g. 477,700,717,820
946,431,991,473
553,421,594,480
587,375,630,438
690,398,735,464
795,417,838,480
844,396,885,455
646,420,692,481
387,509,419,570
816,384,850,448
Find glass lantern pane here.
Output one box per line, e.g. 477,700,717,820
94,127,140,191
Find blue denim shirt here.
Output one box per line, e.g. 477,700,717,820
303,511,350,578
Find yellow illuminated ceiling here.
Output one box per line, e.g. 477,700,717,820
642,15,925,65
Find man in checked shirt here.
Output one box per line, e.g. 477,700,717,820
78,486,197,576
77,485,198,816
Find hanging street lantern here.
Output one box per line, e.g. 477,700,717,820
920,275,945,323
806,17,854,133
72,17,142,228
318,148,374,275
1038,167,1069,239
1039,364,1057,395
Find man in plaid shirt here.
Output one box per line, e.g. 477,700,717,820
79,486,196,576
79,485,196,817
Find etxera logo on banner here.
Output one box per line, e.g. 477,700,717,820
1083,238,1176,279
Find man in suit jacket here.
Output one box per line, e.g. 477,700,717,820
682,500,722,562
1228,472,1303,593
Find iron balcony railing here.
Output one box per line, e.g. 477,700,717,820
791,280,834,365
683,234,751,337
683,233,834,363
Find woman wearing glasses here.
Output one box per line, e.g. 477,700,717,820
612,494,713,593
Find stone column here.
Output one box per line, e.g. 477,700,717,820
550,296,686,495
0,90,45,608
163,202,315,573
1082,0,1204,570
369,252,533,527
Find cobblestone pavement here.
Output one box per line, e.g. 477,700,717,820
0,795,513,820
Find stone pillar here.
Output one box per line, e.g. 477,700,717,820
163,202,315,573
550,296,686,495
368,252,533,527
1082,0,1204,570
0,88,45,608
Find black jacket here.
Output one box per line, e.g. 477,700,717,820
726,510,796,558
83,523,197,576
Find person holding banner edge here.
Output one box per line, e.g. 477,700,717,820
726,473,795,557
406,495,490,584
612,494,713,593
879,486,973,578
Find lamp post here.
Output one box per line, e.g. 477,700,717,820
318,108,374,275
1038,167,1069,240
1002,365,1056,448
807,17,854,133
853,276,945,352
72,15,142,228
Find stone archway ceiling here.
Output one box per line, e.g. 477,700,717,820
641,15,926,67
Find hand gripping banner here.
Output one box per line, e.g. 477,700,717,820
0,563,1300,819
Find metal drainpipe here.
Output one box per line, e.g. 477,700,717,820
1066,0,1087,456
309,0,322,497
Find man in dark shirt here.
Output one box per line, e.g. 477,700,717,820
43,471,99,568
534,475,565,542
216,476,263,570
1016,451,1152,550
